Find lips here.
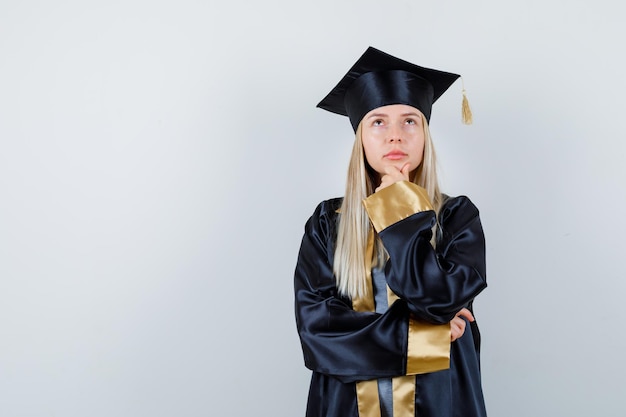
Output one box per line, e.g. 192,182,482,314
384,150,407,160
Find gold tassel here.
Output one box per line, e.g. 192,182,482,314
461,88,473,125
460,77,473,125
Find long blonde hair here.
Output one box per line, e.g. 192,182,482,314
333,114,442,299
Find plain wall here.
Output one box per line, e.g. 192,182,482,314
1,0,625,415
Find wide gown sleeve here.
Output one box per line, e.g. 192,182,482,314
294,185,487,382
364,181,487,324
294,199,413,383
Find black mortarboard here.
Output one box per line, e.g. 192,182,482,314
317,47,468,131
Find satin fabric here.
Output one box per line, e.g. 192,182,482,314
344,70,435,131
316,47,461,132
294,195,488,417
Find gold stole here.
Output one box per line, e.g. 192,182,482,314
351,233,416,417
351,232,451,417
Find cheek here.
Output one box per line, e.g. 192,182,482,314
411,138,426,164
361,136,378,161
361,140,385,174
363,148,378,170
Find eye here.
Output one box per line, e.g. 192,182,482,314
405,118,417,125
372,119,384,126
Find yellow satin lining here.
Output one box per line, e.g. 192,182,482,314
387,288,416,417
362,181,434,232
406,319,451,374
392,375,416,417
386,285,400,305
352,231,448,416
353,231,380,416
355,380,382,417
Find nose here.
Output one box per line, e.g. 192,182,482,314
387,123,402,143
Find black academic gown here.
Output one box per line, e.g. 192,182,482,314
294,183,488,417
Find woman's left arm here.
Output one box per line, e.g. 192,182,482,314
363,181,487,324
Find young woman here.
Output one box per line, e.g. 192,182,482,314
294,47,488,417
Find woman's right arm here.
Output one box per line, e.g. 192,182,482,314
294,201,446,383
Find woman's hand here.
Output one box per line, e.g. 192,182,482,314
375,163,411,192
450,308,475,342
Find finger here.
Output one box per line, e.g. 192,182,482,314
456,308,475,322
451,332,458,342
451,322,463,341
451,320,466,341
450,323,460,338
376,175,393,192
400,162,411,178
450,325,458,341
378,176,391,188
384,165,402,175
453,317,466,331
451,318,462,332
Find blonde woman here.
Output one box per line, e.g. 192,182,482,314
294,47,488,417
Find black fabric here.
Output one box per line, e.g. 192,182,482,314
294,195,488,417
317,47,460,131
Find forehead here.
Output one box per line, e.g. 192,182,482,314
364,104,423,118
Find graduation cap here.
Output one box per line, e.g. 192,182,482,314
317,46,472,131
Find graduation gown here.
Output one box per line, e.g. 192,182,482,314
294,181,488,417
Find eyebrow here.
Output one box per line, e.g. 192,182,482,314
366,113,388,119
366,112,421,119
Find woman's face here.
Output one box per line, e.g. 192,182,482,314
361,104,425,179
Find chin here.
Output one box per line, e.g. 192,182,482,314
393,162,410,171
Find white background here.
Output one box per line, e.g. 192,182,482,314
1,1,625,416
